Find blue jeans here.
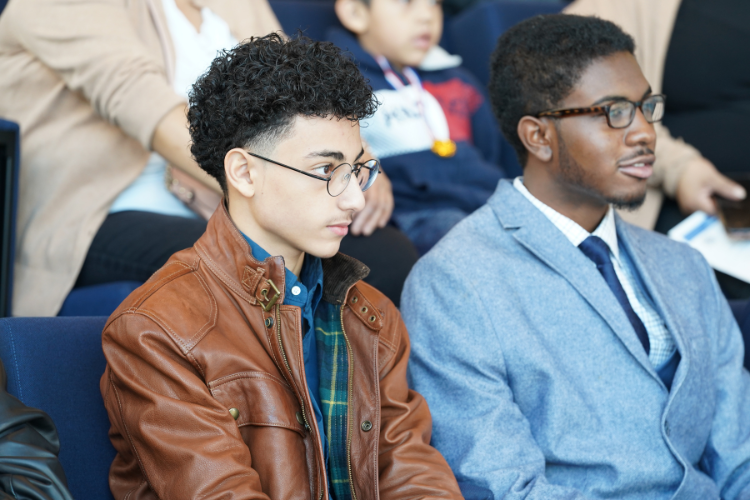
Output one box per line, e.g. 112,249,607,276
393,208,468,255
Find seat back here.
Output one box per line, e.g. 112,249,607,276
270,0,344,41
0,120,19,318
59,281,142,317
0,317,115,499
449,1,564,88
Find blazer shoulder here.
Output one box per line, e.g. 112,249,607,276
105,248,218,355
421,203,519,268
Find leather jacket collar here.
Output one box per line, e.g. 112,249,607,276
193,200,370,309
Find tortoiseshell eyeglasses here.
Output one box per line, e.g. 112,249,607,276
536,94,666,129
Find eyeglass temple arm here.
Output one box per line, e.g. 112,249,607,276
537,106,606,118
247,152,330,182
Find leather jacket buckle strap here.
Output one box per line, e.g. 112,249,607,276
259,280,281,312
241,266,266,297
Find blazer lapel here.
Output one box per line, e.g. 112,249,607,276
489,181,656,375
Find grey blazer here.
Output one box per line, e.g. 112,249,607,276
402,180,750,500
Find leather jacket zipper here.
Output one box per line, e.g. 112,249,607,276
274,305,324,500
339,304,358,500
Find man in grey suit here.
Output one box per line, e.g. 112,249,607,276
402,14,750,500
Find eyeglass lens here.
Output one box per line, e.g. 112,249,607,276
608,96,665,128
327,159,379,197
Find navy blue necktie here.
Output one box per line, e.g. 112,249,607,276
579,236,650,355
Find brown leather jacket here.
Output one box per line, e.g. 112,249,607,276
100,203,462,500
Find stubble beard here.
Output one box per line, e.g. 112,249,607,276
557,135,647,211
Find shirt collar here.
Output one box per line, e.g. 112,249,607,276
513,177,620,261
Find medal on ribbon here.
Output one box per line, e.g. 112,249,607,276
431,139,457,158
376,56,456,158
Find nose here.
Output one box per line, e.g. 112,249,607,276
625,106,656,149
337,173,366,213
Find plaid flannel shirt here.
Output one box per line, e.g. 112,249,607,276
315,301,352,500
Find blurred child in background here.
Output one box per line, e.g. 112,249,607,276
331,0,506,254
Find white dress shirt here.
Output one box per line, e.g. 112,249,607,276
513,177,676,369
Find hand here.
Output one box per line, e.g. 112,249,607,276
350,170,394,236
675,158,746,215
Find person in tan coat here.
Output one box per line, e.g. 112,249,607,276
0,0,406,317
565,0,747,230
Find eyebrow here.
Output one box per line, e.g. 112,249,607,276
305,147,365,163
592,86,653,106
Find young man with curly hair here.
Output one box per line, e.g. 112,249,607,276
99,33,462,500
403,14,750,499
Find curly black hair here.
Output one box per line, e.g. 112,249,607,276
188,33,378,192
488,14,635,166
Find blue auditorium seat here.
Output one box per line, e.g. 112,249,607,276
271,0,344,41
449,1,564,88
270,0,456,51
0,316,114,499
60,281,141,317
0,119,19,318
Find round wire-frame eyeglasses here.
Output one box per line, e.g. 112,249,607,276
247,152,381,197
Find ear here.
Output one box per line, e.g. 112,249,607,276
335,0,370,35
224,148,260,199
517,116,555,163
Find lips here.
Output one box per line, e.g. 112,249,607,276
413,34,432,50
328,224,350,237
618,155,655,180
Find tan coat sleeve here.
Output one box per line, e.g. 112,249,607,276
5,0,184,150
564,0,704,197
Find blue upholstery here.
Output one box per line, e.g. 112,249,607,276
59,281,141,317
271,0,343,41
449,1,564,88
0,316,114,499
0,119,19,317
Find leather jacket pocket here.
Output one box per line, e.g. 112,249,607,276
209,372,315,500
209,372,306,435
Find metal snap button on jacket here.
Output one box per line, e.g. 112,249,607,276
296,411,304,425
264,317,274,328
361,420,373,432
229,408,239,420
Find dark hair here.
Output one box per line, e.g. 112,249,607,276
188,33,377,192
488,14,635,165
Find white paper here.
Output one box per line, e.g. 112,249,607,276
668,211,750,283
